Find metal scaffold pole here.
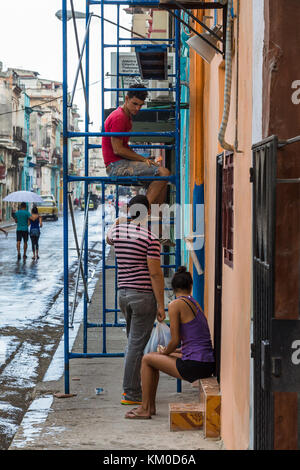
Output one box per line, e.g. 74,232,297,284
174,9,182,394
62,0,70,395
83,0,90,354
62,0,183,393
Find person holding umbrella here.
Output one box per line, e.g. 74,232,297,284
12,202,31,260
3,191,45,260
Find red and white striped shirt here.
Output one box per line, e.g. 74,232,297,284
108,222,161,292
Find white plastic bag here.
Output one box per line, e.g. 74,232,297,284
144,322,171,354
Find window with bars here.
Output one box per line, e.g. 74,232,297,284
222,151,234,267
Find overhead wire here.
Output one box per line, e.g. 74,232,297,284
0,7,166,118
0,77,108,117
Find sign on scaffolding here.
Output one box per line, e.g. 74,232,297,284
110,51,175,107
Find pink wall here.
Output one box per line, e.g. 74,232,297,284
203,0,253,449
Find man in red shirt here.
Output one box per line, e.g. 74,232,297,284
102,84,170,205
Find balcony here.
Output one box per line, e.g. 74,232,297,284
52,146,61,158
13,126,27,155
13,126,23,141
36,149,50,165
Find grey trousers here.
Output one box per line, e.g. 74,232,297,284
119,288,157,401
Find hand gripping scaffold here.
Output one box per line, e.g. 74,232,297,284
62,0,227,395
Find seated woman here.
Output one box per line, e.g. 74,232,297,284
125,266,215,419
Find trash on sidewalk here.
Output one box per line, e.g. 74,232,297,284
95,387,106,395
54,392,77,399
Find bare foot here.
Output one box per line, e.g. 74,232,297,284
131,406,156,416
125,407,151,419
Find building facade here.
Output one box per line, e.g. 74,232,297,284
188,0,300,450
0,65,83,219
0,66,27,220
128,0,300,450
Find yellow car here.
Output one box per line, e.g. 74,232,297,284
80,198,95,211
36,198,58,221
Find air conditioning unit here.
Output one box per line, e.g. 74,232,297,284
150,80,170,101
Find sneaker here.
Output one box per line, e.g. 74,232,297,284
121,394,142,405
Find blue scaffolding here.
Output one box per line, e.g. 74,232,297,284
62,0,183,394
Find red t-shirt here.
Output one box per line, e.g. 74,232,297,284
102,107,132,167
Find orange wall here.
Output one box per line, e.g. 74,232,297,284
189,11,204,275
190,1,253,449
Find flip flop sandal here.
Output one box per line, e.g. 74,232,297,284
130,406,156,416
125,409,151,420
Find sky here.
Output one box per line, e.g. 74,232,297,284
0,0,131,130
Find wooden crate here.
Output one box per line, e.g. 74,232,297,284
169,402,204,432
199,377,221,439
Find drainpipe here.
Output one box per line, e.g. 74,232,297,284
218,0,234,151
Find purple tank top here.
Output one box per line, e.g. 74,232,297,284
179,296,215,363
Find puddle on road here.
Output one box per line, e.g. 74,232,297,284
0,336,19,368
43,266,101,382
0,417,19,445
11,395,54,448
1,342,40,388
0,210,111,448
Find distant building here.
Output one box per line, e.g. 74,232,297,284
15,69,63,205
0,65,82,219
0,65,27,220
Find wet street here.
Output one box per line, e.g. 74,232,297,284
0,207,111,449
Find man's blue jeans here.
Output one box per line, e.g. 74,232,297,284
119,288,157,401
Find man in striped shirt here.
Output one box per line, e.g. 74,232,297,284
107,195,165,405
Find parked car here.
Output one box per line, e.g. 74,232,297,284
41,194,56,204
80,198,95,211
80,194,99,211
90,194,99,210
36,198,58,221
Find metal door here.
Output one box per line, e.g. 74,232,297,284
252,134,300,449
214,153,223,383
251,135,278,450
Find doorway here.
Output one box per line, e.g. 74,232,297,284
213,153,223,382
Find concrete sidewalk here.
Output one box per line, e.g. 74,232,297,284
9,252,222,451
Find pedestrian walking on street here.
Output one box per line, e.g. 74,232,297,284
29,206,43,260
125,267,215,420
107,195,166,406
12,202,31,260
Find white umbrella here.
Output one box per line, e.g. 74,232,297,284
3,191,44,203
